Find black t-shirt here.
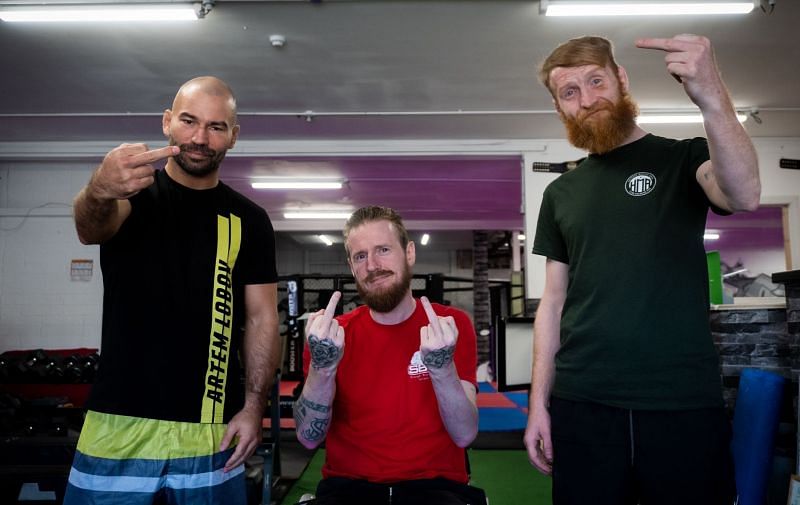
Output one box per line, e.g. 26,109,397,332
533,134,725,410
88,170,278,423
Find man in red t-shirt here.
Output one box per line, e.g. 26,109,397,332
295,206,485,505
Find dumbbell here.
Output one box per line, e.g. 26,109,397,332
24,349,48,368
44,356,65,381
19,349,50,382
63,355,83,383
0,354,10,381
78,354,100,383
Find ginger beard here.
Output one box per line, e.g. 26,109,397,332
169,137,227,178
560,88,639,155
356,262,413,314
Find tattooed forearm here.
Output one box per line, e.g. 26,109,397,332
422,346,455,369
298,395,331,413
302,417,330,442
309,334,342,369
295,395,333,442
293,401,306,427
293,396,330,424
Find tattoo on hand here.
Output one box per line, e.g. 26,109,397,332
422,346,455,369
302,417,330,442
309,334,342,369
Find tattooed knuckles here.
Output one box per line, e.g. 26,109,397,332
419,296,458,371
308,334,344,370
307,291,345,370
421,322,457,369
419,295,458,369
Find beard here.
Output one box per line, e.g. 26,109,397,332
561,91,639,155
169,137,227,178
356,263,412,314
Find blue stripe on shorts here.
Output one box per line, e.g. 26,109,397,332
64,450,245,505
62,412,247,505
70,447,232,477
63,470,246,505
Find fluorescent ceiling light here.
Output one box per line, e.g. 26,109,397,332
704,232,721,240
283,211,352,220
0,5,198,22
318,234,334,246
420,233,430,246
251,179,343,190
637,112,747,124
542,1,755,16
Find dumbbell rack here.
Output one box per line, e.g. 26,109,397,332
0,348,97,503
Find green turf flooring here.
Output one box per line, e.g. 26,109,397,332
279,449,552,505
469,450,552,504
280,450,324,505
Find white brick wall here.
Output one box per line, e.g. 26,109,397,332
0,161,103,352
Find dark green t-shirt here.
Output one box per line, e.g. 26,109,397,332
533,134,724,410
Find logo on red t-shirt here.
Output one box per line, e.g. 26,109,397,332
407,351,430,381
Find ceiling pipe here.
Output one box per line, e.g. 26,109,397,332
3,107,797,120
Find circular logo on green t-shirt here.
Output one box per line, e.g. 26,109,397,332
625,172,656,196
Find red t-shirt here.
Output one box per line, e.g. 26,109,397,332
302,300,478,483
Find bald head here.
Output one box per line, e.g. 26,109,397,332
173,76,238,126
161,76,241,185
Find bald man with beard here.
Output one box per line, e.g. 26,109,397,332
65,76,280,505
524,35,760,505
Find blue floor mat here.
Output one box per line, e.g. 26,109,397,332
477,382,529,431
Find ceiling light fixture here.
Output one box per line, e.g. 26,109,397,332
637,112,747,124
283,211,352,220
251,178,344,190
540,1,755,16
420,233,430,246
723,268,748,278
318,234,333,246
269,34,287,48
704,232,721,240
0,4,200,22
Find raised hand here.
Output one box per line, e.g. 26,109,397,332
90,143,179,200
635,34,730,112
306,291,345,371
419,296,457,370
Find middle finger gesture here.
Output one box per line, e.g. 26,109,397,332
306,291,345,371
419,296,458,370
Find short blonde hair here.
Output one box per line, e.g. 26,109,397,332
343,206,410,255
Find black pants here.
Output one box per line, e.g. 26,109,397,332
314,477,486,505
550,397,736,505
